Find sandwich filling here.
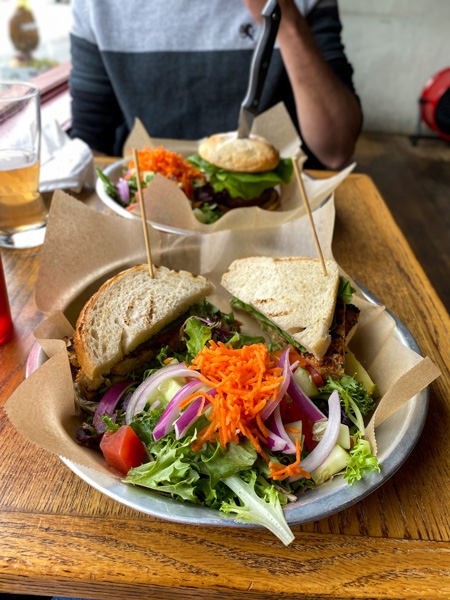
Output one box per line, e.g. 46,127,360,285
221,256,364,384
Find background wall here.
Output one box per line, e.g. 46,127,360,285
1,0,449,137
339,0,450,135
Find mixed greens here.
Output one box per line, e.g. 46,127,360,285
186,155,293,202
75,294,380,545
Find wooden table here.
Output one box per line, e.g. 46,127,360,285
1,167,449,599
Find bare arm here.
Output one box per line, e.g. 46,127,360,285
242,0,362,169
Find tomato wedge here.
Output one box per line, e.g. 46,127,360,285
100,425,146,475
306,367,325,388
271,346,306,370
282,398,318,452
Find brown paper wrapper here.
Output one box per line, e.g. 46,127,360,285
5,191,440,479
119,102,355,232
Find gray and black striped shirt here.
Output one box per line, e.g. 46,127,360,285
69,0,357,167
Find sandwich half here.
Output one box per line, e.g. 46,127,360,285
71,264,214,394
221,256,360,381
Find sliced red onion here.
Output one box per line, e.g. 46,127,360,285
116,178,130,203
174,390,216,439
265,428,291,453
93,380,134,434
125,363,200,425
260,348,291,421
153,379,207,441
290,390,341,480
271,404,297,454
286,366,325,422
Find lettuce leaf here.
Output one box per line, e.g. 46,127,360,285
315,374,375,435
184,317,215,359
187,155,293,201
129,406,165,445
184,314,265,360
344,432,380,484
221,471,294,546
124,433,258,508
199,439,257,488
96,168,121,203
225,331,266,349
124,435,201,503
337,277,356,304
317,374,375,417
230,296,306,352
188,299,235,327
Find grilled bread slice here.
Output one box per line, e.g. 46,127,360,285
221,256,340,360
74,264,214,390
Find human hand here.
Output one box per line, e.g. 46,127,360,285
240,0,300,25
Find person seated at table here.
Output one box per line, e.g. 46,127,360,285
69,0,362,170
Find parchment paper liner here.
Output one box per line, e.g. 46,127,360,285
5,191,440,482
117,102,356,232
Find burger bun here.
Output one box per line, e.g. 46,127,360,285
199,132,280,173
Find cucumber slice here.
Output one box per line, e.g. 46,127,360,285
292,366,318,397
337,424,351,449
148,377,186,409
312,422,351,450
345,347,378,396
310,444,351,485
285,420,305,448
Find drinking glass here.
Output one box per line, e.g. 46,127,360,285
0,253,13,343
0,81,47,249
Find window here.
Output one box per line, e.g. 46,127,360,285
0,0,72,129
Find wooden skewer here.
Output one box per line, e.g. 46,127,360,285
132,147,154,278
293,153,327,276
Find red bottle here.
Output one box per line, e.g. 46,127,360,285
0,254,13,343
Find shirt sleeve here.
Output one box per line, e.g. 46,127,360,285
69,33,125,154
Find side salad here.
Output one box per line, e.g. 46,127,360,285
75,292,380,545
96,146,293,225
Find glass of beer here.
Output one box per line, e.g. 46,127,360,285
0,81,47,249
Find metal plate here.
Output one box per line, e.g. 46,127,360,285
95,158,196,236
95,159,324,236
26,285,428,528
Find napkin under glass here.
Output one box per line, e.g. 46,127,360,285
39,120,95,193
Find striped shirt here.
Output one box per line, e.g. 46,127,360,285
69,0,357,167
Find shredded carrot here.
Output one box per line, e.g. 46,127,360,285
126,146,204,200
182,341,284,461
268,438,311,481
179,390,213,410
163,357,174,364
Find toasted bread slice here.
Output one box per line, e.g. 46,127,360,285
74,264,214,389
221,256,340,360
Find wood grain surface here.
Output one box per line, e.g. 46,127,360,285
0,169,449,599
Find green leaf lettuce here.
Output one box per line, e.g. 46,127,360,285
187,155,293,201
